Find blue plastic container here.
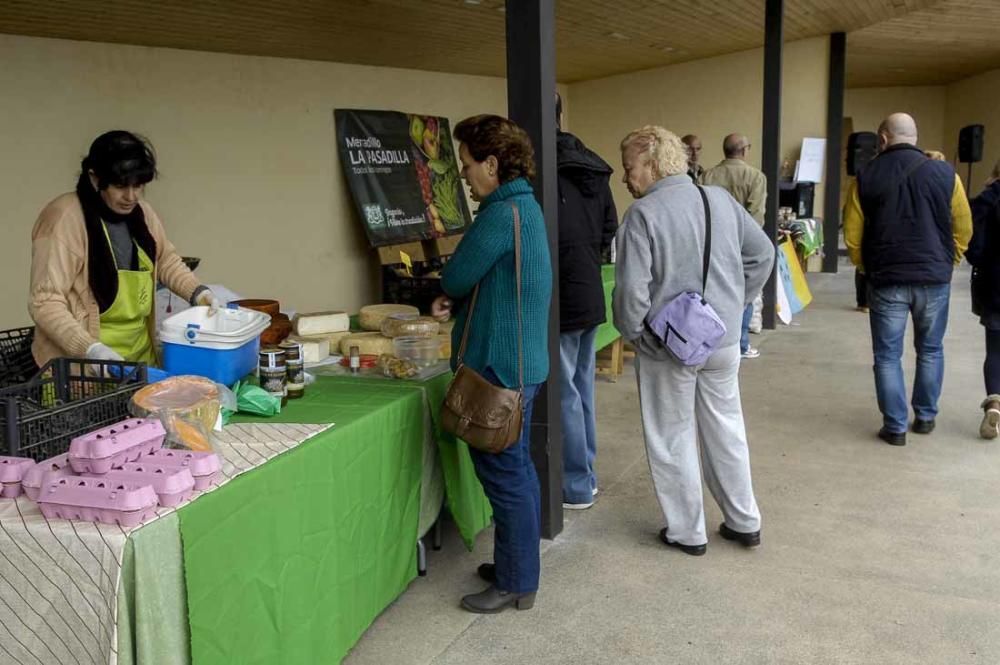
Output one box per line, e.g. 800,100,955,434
160,306,270,386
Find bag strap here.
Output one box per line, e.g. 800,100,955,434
696,185,712,295
455,204,525,394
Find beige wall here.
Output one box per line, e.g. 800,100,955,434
0,34,522,327
567,37,830,219
946,68,1000,195
843,86,947,154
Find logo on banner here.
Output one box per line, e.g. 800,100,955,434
363,204,386,228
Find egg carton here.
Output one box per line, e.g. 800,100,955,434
0,456,34,499
138,449,221,491
90,466,195,508
68,418,166,475
37,476,159,528
21,454,74,501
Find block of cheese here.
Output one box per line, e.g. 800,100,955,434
294,310,350,336
338,332,395,357
359,304,419,331
286,335,330,363
380,314,440,338
436,334,452,360
315,330,351,354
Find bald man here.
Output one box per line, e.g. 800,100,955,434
843,112,972,446
703,133,768,359
681,134,704,182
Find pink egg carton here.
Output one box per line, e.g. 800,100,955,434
69,418,166,475
89,466,195,508
0,456,35,499
22,454,75,501
138,449,221,491
37,476,159,528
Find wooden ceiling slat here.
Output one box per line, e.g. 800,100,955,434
0,0,994,86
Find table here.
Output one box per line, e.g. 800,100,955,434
594,264,625,381
1,375,492,665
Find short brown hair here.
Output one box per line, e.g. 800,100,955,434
454,114,536,183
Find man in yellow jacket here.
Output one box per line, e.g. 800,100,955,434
843,113,972,446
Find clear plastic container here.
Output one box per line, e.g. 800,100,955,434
380,314,440,338
392,336,442,369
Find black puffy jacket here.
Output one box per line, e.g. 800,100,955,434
556,132,618,332
967,181,1000,315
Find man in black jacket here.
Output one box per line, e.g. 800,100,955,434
556,94,618,509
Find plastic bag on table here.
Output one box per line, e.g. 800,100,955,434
232,380,282,417
129,375,221,452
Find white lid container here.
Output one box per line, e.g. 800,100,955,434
160,306,270,351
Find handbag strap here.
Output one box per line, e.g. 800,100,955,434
696,185,712,295
455,204,525,393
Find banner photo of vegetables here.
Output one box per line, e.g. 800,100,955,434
335,109,473,247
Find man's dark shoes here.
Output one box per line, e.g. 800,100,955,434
878,428,906,446
912,419,935,434
658,528,706,556
477,563,496,583
719,522,761,548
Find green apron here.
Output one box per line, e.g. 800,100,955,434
98,222,156,364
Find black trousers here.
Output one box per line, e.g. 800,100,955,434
986,329,1000,395
855,269,868,308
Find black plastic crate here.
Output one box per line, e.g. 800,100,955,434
0,358,147,461
0,327,37,389
381,266,444,315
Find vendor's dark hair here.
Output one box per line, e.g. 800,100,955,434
82,130,158,189
454,115,536,183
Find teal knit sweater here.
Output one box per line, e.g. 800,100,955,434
442,178,552,388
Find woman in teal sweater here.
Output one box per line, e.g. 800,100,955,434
433,114,552,613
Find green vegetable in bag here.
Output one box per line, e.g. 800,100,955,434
233,380,282,417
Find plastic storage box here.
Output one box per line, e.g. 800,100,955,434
160,306,270,386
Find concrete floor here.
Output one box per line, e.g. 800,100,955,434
345,265,1000,664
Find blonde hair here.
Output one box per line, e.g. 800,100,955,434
992,159,1000,180
620,125,689,179
923,150,946,161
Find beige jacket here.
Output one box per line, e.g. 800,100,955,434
29,193,202,367
700,158,767,226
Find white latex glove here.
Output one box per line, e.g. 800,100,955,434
86,342,124,362
195,289,222,316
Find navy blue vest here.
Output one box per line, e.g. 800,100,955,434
857,144,956,286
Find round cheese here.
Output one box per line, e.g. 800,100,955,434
436,333,452,360
338,332,396,357
380,314,440,338
359,304,419,331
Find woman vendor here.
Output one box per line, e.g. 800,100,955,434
29,130,220,367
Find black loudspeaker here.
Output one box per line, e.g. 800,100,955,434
959,124,985,163
846,131,878,176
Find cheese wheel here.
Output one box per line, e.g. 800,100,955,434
439,319,456,335
436,334,452,359
380,314,440,338
359,304,419,331
294,310,350,336
286,335,330,363
338,332,396,357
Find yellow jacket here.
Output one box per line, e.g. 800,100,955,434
843,176,972,272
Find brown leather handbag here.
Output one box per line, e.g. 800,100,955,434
441,205,525,454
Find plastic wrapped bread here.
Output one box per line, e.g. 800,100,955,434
380,314,440,338
130,376,220,453
359,304,419,331
293,310,349,336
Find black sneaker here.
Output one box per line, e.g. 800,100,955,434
912,419,935,434
719,522,761,548
658,528,707,556
878,428,906,446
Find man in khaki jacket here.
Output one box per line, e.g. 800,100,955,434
702,134,767,358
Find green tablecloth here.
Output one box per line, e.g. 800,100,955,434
177,375,491,664
594,264,620,351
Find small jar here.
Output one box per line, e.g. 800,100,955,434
259,347,286,372
279,340,302,363
259,366,287,403
286,358,305,399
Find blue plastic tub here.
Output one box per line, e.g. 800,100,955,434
160,306,270,386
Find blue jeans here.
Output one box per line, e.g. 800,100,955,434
560,327,598,505
869,284,951,433
469,369,542,594
740,303,753,354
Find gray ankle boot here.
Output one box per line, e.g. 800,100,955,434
980,395,1000,440
460,585,536,614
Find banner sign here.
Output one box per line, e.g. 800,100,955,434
335,109,472,247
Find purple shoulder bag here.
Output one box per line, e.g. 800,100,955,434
646,186,727,366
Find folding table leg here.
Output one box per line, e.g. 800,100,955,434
417,539,427,576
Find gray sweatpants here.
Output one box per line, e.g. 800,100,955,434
636,344,761,546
